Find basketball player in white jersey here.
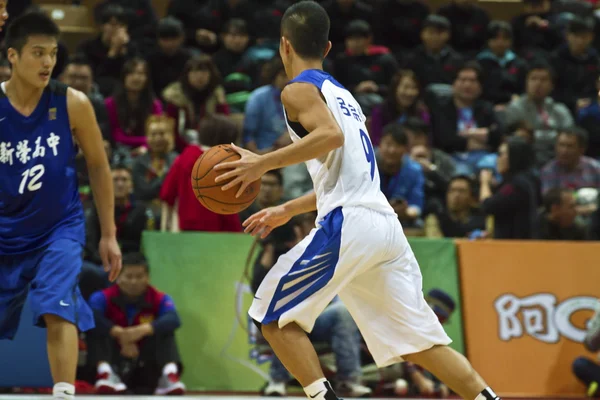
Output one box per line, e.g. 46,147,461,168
215,2,500,400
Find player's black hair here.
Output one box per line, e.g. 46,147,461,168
422,15,451,32
382,123,409,146
158,16,185,39
403,117,430,137
281,0,330,60
568,16,595,35
5,11,61,53
487,20,512,40
265,169,284,186
543,187,571,212
558,126,589,149
122,252,149,273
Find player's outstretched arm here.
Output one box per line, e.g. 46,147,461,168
262,82,344,169
68,88,122,281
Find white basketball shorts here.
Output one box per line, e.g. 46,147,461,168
248,206,452,368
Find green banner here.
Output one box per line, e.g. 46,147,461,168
143,232,462,391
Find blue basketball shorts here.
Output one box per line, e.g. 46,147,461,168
0,238,95,340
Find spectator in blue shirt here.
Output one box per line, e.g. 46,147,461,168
377,123,425,225
242,57,290,154
86,253,184,395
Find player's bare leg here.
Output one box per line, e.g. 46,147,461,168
404,345,499,400
262,321,338,400
44,314,78,399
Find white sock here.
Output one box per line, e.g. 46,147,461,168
163,362,178,376
97,361,112,375
475,387,500,400
53,382,75,400
303,378,333,400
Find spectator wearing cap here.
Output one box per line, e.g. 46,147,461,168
426,61,501,172
551,16,600,114
322,0,374,54
148,16,196,102
541,128,600,195
480,137,539,239
405,118,457,215
405,15,464,87
503,61,574,167
577,73,600,158
78,4,139,97
511,0,562,62
438,0,490,57
374,0,430,56
425,175,486,238
534,188,589,240
476,21,528,106
334,20,399,99
377,124,425,226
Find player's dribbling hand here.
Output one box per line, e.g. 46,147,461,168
243,205,292,239
99,236,122,282
214,143,268,198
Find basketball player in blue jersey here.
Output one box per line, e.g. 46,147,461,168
0,11,122,400
216,2,502,400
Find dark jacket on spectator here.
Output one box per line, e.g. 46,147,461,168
148,47,195,102
534,213,589,240
511,12,562,60
335,46,399,95
374,0,430,54
405,46,464,87
437,3,490,56
476,49,528,105
552,45,600,113
132,152,179,202
577,101,600,158
426,93,502,154
322,0,374,53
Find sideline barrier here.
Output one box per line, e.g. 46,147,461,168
457,240,600,397
142,232,463,391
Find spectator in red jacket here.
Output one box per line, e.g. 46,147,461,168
87,253,185,395
160,115,242,232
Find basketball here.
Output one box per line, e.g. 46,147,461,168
191,144,261,215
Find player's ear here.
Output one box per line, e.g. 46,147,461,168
323,41,332,59
6,48,18,65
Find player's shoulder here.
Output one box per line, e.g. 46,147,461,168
47,80,69,96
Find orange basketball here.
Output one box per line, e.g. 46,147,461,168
190,144,261,215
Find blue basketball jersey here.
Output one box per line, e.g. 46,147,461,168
0,80,85,255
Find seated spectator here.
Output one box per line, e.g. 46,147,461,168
242,57,289,154
425,175,486,238
406,118,457,215
148,16,195,102
61,54,111,140
334,20,398,99
551,16,599,113
167,0,218,52
78,4,138,97
369,70,429,147
87,253,185,395
511,0,562,62
251,212,371,398
480,137,539,239
132,115,178,219
476,21,528,106
577,73,600,158
426,61,501,172
504,61,574,167
212,19,251,81
160,115,242,232
0,58,11,82
535,188,589,240
322,0,374,54
84,165,155,265
105,58,163,153
438,0,490,57
541,127,600,195
377,124,425,226
405,15,463,87
163,55,230,151
374,0,430,55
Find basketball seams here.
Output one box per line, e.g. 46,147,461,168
192,153,239,183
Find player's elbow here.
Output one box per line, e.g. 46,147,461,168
327,127,345,149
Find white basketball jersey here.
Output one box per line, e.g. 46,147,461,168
283,70,395,222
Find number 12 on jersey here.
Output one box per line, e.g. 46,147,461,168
19,164,45,194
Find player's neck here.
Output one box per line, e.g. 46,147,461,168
290,60,324,80
5,78,45,112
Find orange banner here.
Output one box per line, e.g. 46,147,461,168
457,240,600,397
